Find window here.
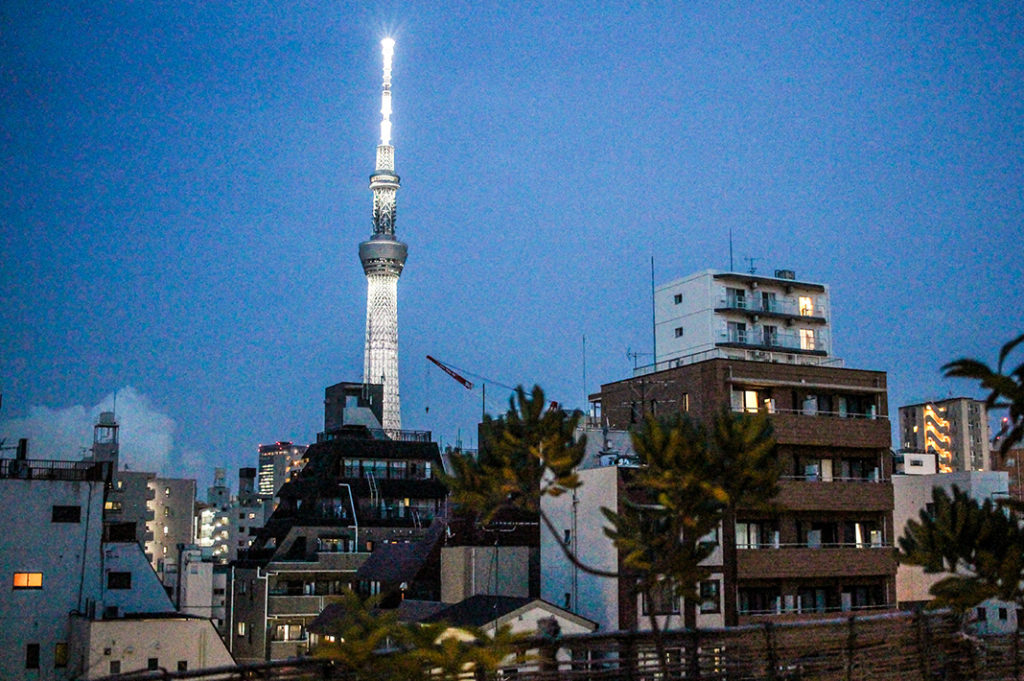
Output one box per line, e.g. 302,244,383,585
237,622,247,636
178,661,188,672
13,572,42,589
700,580,721,613
673,293,682,304
104,500,123,512
977,607,988,622
760,291,777,312
148,657,159,670
164,487,171,496
681,393,690,413
727,321,747,343
674,326,683,338
54,642,68,668
999,608,1009,621
761,325,778,347
800,328,816,350
563,529,571,546
110,661,121,674
26,643,40,669
51,505,81,523
107,571,132,589
726,287,747,309
641,581,680,615
164,507,171,517
799,296,814,316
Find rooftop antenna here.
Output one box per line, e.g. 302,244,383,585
745,256,762,274
729,228,734,272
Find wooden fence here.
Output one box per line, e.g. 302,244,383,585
93,610,1022,681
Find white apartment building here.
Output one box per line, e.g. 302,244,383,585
0,455,232,680
653,268,834,370
892,470,1016,633
541,427,726,632
899,397,990,473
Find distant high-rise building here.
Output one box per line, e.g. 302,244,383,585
257,442,307,500
359,37,407,432
899,397,990,473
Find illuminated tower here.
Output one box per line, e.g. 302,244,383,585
359,38,406,432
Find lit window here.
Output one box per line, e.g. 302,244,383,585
164,487,171,495
237,622,247,636
799,296,814,316
13,572,42,589
800,328,816,350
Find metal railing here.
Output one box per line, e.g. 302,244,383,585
0,457,110,482
719,296,827,318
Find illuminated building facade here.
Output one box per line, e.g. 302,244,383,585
257,441,308,501
652,268,834,370
899,397,990,473
359,38,407,433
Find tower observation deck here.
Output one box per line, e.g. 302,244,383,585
359,38,407,433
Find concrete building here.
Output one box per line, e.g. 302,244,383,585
147,476,197,589
542,426,726,632
0,453,232,680
892,470,1017,633
584,353,895,626
257,442,308,502
899,397,990,473
227,381,447,663
653,268,834,370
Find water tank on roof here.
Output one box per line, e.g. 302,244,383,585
774,269,796,280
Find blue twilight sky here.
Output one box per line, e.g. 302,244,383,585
2,2,1022,488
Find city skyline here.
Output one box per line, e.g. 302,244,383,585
2,3,1022,483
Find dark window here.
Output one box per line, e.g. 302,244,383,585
674,326,683,338
51,505,81,523
109,661,121,675
700,580,721,613
673,293,682,304
177,661,188,672
999,608,1008,621
148,657,159,670
107,572,132,589
977,607,987,621
26,643,40,669
641,581,680,615
54,642,68,668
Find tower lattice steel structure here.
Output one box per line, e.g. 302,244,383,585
359,38,406,432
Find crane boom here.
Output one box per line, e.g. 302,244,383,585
426,355,474,390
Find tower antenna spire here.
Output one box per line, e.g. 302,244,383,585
359,38,408,433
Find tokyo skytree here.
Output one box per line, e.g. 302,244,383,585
359,38,407,433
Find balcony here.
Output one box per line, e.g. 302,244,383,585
269,639,309,659
766,411,891,448
773,479,894,512
737,545,897,580
268,595,325,616
716,296,827,323
718,329,828,355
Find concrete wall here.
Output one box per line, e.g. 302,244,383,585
0,475,106,681
70,616,233,678
441,546,531,603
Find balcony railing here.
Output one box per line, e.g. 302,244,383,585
719,329,827,353
0,458,111,482
718,297,827,319
734,406,886,420
632,348,844,377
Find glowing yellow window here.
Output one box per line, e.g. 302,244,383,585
799,296,814,316
13,572,43,589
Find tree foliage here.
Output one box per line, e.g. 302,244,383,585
603,407,779,605
442,385,586,521
899,486,1024,612
943,332,1024,454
